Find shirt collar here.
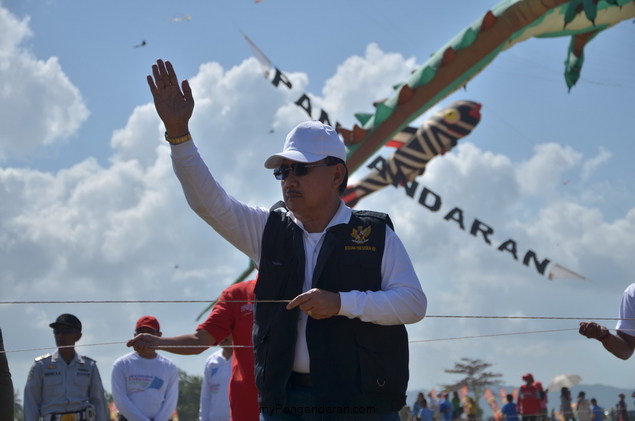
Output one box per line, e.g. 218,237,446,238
51,351,83,364
288,200,351,233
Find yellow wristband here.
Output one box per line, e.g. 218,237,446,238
164,132,192,145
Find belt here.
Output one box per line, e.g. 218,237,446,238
289,371,313,387
120,415,173,421
49,408,93,421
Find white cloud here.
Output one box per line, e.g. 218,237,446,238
321,43,417,127
110,104,163,168
0,5,30,54
0,5,89,161
581,147,611,181
518,143,582,198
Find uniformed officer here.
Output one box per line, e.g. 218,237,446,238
23,314,108,421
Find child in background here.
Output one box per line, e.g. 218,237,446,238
501,394,520,421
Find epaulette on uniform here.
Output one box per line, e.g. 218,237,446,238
82,355,96,363
34,353,51,362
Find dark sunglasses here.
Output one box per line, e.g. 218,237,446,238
53,327,78,335
273,162,335,180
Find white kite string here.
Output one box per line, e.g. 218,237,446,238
0,299,631,321
1,327,593,355
0,299,288,304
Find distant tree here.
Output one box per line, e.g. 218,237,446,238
440,358,503,417
441,358,503,394
177,369,203,420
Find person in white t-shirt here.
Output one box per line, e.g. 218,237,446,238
112,316,179,421
199,336,233,421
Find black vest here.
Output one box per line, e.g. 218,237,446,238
253,202,409,412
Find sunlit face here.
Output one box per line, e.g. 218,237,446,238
279,158,340,216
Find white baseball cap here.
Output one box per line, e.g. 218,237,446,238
264,120,347,169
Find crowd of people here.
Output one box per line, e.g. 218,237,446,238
21,313,235,421
3,57,634,421
399,377,629,421
17,325,635,421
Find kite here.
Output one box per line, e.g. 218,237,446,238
339,0,635,173
342,100,481,208
240,22,590,280
547,263,589,281
242,32,274,79
242,32,345,131
484,389,503,421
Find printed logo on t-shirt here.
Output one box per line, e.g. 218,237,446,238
128,375,165,391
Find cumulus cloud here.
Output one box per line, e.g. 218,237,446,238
518,143,582,198
320,43,418,126
0,5,89,161
581,147,611,181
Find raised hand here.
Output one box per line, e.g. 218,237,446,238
147,59,194,137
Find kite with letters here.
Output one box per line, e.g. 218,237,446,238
239,0,609,281
342,100,481,208
339,0,635,173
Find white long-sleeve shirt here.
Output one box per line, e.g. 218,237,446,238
171,140,427,372
199,350,232,421
111,352,179,421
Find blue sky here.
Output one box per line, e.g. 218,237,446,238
2,0,635,405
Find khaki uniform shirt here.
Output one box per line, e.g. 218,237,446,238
24,351,108,421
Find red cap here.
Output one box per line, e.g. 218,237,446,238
522,373,534,382
135,315,160,332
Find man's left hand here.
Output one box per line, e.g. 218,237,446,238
287,288,341,319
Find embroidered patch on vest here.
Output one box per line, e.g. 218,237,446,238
350,225,371,244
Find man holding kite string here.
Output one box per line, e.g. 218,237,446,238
129,59,426,420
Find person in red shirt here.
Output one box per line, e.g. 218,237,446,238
518,373,541,421
128,279,258,421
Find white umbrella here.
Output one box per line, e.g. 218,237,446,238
547,374,582,391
